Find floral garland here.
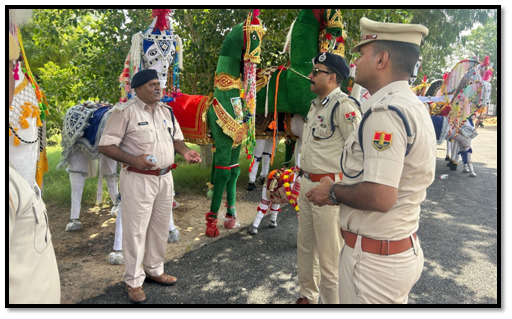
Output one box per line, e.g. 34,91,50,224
243,60,257,169
282,167,300,212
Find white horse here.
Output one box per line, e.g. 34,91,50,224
58,102,121,231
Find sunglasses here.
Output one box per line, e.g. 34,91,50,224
311,68,333,77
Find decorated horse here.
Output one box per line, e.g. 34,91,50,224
169,9,348,237
201,10,265,237
417,56,494,177
58,102,121,231
9,23,49,189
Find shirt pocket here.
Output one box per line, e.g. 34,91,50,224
32,197,50,254
311,121,334,140
135,127,155,144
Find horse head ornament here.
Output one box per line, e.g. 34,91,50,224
121,9,182,102
319,9,347,57
243,9,265,64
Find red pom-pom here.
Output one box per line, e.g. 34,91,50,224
482,70,493,81
336,36,344,44
253,9,260,17
443,73,449,81
325,33,333,40
423,75,427,83
482,55,490,66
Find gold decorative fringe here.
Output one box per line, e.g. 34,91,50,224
212,98,248,147
214,72,243,91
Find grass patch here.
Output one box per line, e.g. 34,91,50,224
42,140,292,208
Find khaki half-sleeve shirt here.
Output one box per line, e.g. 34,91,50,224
9,165,61,304
340,81,437,240
300,87,361,174
99,96,184,169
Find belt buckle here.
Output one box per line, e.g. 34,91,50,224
158,167,167,176
303,172,311,180
380,239,390,256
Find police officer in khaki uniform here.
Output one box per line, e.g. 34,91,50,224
9,32,61,305
99,69,201,303
296,52,361,304
306,17,436,304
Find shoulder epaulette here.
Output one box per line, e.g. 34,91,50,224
112,99,136,112
371,93,394,112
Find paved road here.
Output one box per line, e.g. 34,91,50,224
80,125,498,305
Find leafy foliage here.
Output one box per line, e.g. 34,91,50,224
19,8,497,138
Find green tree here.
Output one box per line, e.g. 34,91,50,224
408,9,496,83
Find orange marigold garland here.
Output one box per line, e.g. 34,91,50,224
282,167,300,212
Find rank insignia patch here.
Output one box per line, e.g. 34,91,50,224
345,111,357,124
373,131,392,151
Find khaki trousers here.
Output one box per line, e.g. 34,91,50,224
120,169,173,288
297,176,343,304
339,233,424,304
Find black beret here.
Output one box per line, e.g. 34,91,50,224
312,52,350,81
131,69,159,89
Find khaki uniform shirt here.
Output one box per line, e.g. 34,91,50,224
9,165,61,304
99,96,184,168
340,81,437,240
300,87,361,174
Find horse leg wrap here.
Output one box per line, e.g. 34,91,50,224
205,212,220,237
224,205,238,229
458,147,473,164
113,206,123,251
248,156,261,184
69,172,87,220
469,163,477,177
252,208,267,228
269,205,281,228
260,153,271,182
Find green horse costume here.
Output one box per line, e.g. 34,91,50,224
204,10,265,237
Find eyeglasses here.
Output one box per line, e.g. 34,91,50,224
311,68,333,77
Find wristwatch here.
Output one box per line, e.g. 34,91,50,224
329,183,340,205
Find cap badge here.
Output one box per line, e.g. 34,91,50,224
319,52,327,62
363,34,378,40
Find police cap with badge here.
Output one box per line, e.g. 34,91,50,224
351,17,428,53
312,52,350,82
